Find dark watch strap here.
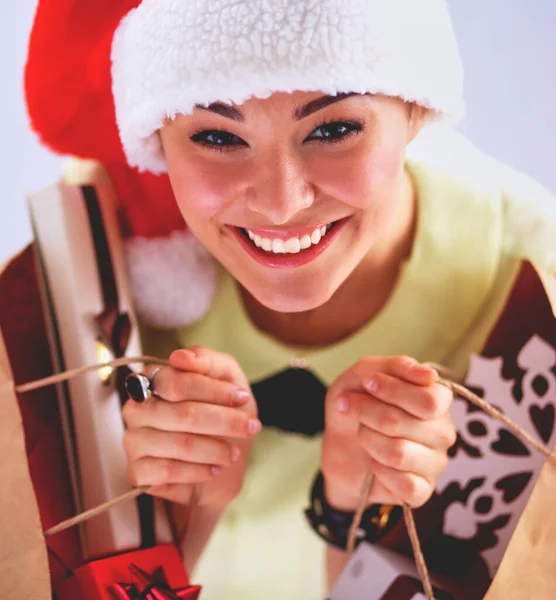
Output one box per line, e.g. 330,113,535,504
304,472,402,551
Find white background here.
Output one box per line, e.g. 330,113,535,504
1,1,555,262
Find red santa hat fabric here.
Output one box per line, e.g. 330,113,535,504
25,0,218,327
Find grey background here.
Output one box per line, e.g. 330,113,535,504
1,1,555,261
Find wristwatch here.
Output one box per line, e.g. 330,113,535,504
304,471,401,551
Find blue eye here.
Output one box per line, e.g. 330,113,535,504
306,121,363,143
191,130,248,149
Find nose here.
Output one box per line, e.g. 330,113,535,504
245,154,315,225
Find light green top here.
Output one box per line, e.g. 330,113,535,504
141,159,545,600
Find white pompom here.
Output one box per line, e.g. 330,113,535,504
124,229,218,329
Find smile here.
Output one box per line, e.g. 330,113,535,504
227,218,350,269
245,223,334,254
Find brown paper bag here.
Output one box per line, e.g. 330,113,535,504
484,266,556,599
0,329,51,599
485,448,556,599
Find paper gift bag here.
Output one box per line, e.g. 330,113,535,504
482,263,556,598
0,326,51,599
330,260,556,599
484,446,556,599
424,262,556,599
0,243,198,599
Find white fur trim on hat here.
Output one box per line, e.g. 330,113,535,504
124,228,219,329
112,0,465,174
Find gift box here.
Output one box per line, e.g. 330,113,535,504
54,543,201,600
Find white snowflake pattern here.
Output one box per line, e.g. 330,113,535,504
436,335,556,576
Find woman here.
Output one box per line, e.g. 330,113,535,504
23,0,556,598
125,90,458,593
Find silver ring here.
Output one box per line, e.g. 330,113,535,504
149,367,162,396
125,367,162,403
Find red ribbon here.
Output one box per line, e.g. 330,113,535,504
110,563,201,600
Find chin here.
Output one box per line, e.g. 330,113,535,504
247,281,335,314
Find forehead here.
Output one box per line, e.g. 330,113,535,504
193,91,388,123
241,90,333,111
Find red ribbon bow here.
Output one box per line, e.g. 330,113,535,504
111,563,201,600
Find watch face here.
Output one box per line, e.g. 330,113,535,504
380,575,455,600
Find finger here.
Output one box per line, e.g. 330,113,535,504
378,356,439,386
146,367,251,407
362,373,453,420
170,347,249,388
129,456,219,487
351,391,456,448
344,356,438,393
325,356,439,423
145,483,196,504
324,391,361,437
124,427,241,467
359,427,448,482
326,386,454,444
123,398,261,439
368,457,434,508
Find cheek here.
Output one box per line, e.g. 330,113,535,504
311,144,405,210
167,160,238,220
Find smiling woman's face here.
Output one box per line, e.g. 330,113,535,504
160,91,424,313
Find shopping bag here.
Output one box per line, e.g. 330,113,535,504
1,313,199,599
483,265,556,598
484,446,556,599
0,327,51,599
331,260,556,599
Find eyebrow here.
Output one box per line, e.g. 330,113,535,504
292,92,359,120
194,92,359,123
194,102,244,122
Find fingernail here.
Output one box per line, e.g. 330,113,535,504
337,396,349,414
364,377,379,393
211,465,221,476
410,362,433,375
182,348,197,359
248,418,262,436
231,447,241,463
233,389,251,405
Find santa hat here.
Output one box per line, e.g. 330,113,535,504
25,0,463,328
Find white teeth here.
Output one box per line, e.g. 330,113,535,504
244,223,333,254
300,235,312,250
272,239,286,253
285,238,301,254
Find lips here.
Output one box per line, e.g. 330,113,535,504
227,217,349,269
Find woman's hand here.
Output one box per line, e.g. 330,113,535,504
122,346,260,509
322,356,456,511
